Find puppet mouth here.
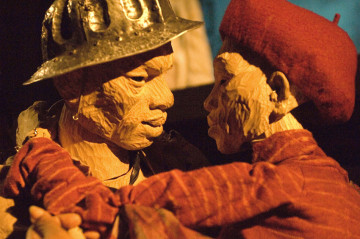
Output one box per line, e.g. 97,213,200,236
207,116,215,127
142,116,166,127
207,114,220,128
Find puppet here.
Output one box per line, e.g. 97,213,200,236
0,0,207,237
3,0,360,238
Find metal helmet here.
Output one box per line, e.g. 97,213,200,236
24,0,202,85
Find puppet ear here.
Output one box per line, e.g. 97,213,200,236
268,71,297,122
268,71,290,102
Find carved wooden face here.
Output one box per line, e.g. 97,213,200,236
54,44,174,150
204,39,274,154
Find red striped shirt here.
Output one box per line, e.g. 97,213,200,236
4,130,360,238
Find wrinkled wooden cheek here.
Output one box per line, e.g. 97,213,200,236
102,78,137,116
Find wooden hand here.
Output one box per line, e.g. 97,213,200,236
26,206,100,239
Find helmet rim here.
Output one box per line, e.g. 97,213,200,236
25,17,202,85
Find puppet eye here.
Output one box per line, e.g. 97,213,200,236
218,72,232,87
220,76,231,86
220,79,227,85
131,76,146,82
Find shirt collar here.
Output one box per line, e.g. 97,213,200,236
251,129,326,164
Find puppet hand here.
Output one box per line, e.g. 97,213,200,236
16,101,61,148
10,128,53,159
25,128,52,140
26,206,90,239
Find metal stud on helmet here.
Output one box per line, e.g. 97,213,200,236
25,0,202,85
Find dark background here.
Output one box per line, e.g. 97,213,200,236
0,1,359,184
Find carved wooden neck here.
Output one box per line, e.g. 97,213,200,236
264,113,303,138
58,105,145,188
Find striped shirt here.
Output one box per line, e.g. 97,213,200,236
4,130,360,238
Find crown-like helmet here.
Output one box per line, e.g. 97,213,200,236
25,0,202,85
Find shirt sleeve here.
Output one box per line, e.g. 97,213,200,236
3,137,120,233
4,136,304,232
117,160,304,228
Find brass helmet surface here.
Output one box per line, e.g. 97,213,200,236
25,0,202,85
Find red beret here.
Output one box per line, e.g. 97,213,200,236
220,0,357,124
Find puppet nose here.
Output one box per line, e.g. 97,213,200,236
204,88,218,112
149,77,174,110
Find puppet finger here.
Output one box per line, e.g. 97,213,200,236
68,227,87,239
84,230,101,239
26,225,42,239
58,213,82,229
29,206,50,224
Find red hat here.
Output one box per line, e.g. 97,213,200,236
220,0,357,124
